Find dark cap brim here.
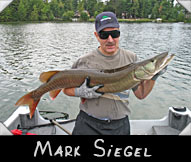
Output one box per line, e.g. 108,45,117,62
96,23,120,33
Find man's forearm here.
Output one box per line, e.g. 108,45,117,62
63,88,75,96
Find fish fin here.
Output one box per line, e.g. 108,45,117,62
15,92,40,119
49,89,61,100
39,71,60,83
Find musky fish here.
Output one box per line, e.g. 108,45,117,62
15,52,174,118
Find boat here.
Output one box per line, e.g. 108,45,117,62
0,106,190,135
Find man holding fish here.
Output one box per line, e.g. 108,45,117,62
16,12,172,135
63,12,167,135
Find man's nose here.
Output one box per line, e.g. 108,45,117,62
107,35,114,42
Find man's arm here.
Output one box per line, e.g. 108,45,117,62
133,66,167,100
63,88,75,96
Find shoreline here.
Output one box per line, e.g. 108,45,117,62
0,18,190,24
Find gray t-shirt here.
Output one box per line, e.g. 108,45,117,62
72,48,137,120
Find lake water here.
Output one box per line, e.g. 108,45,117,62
0,22,191,122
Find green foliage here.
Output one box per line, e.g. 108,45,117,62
30,5,39,21
85,0,97,17
0,0,190,22
18,0,27,20
177,11,185,22
80,11,89,21
62,11,74,21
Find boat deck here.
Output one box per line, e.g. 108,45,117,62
1,106,191,135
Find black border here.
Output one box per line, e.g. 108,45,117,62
0,135,189,162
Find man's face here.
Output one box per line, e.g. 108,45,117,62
94,28,120,56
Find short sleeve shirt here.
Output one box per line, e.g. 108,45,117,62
72,48,137,119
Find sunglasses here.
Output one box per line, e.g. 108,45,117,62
98,30,120,39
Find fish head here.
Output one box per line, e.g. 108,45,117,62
134,52,174,80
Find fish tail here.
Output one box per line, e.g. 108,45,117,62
15,91,40,119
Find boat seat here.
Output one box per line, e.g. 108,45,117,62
19,111,38,128
152,126,180,135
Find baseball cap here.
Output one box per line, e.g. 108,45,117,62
95,12,120,33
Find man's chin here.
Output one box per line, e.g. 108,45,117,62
105,48,117,55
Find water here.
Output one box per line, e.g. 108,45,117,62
0,22,190,122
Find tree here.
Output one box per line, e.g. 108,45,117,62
77,0,85,14
63,0,73,12
18,0,27,21
104,0,117,14
80,11,89,21
72,0,79,12
62,11,74,21
50,0,60,18
159,0,171,20
177,10,185,22
131,0,139,18
41,3,49,20
0,0,188,22
124,0,133,18
30,5,39,21
114,0,128,18
139,0,149,18
85,0,97,17
0,8,12,21
152,1,160,18
94,1,105,18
